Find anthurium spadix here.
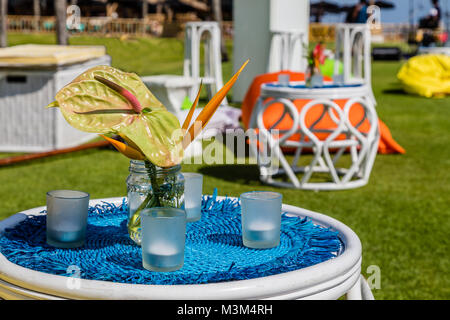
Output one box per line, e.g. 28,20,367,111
46,65,183,167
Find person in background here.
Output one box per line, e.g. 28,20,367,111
417,0,443,47
419,0,441,29
352,0,369,23
430,0,442,28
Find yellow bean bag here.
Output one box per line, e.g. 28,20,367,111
397,54,450,98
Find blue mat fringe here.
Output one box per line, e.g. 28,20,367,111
0,194,342,285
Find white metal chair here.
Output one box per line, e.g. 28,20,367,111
183,21,226,104
143,21,227,114
267,30,307,73
142,21,237,154
334,23,376,105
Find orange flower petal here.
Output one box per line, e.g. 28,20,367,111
182,81,203,131
99,134,146,160
183,59,249,149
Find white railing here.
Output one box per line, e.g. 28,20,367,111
5,16,414,43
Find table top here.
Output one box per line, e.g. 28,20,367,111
0,196,362,300
418,46,450,55
0,45,107,68
141,75,199,87
261,81,370,100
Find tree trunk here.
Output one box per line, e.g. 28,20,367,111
157,0,165,14
33,0,40,32
164,3,173,23
0,0,7,48
211,0,228,62
34,0,40,15
142,0,148,19
156,4,163,14
141,0,148,34
55,0,68,45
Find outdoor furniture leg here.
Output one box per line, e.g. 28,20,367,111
346,275,375,300
346,275,363,300
299,99,346,185
300,144,324,185
291,135,306,168
341,97,379,184
255,98,302,188
361,276,376,300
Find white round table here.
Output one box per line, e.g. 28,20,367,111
418,46,450,56
248,82,380,190
0,197,374,300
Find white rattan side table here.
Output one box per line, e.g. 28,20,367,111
0,197,374,300
248,82,379,190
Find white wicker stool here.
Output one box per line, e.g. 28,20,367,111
249,82,379,191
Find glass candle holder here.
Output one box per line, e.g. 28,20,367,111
277,73,290,87
333,74,344,86
140,207,186,272
240,191,282,249
310,74,324,87
46,190,90,248
182,172,203,222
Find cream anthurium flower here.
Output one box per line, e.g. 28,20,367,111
47,65,183,167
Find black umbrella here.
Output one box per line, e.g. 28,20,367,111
310,1,342,22
373,1,395,9
310,1,341,13
339,2,395,11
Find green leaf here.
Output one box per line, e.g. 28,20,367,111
55,79,136,133
181,96,193,110
46,101,59,108
119,110,184,167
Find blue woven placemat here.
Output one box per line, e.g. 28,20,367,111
0,192,342,285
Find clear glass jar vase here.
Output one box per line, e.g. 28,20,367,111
126,160,184,246
306,65,324,88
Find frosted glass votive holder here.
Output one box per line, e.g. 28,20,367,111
182,172,203,222
240,191,282,249
278,73,290,87
46,190,90,248
141,207,186,272
333,74,344,86
310,74,324,87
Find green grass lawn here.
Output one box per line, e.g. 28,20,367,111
1,33,449,300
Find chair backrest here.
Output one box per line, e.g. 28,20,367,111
183,21,226,103
334,23,371,85
267,30,307,73
183,21,221,79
